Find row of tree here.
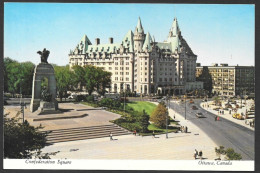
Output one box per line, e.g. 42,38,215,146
4,57,112,99
4,57,35,96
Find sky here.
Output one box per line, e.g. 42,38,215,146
4,3,255,66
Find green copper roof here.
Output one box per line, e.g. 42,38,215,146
168,17,180,38
73,34,92,54
142,32,153,51
135,17,144,34
122,30,134,52
156,42,173,52
86,43,121,54
167,17,181,51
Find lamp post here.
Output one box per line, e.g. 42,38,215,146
166,95,169,139
124,84,126,116
184,93,187,120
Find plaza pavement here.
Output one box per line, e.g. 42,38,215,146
4,101,219,160
4,103,121,131
200,100,255,131
40,101,218,160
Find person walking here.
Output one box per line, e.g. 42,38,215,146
110,132,113,141
217,116,220,121
152,131,155,138
215,116,217,121
199,150,203,160
194,149,198,159
133,130,137,136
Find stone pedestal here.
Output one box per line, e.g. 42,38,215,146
30,63,58,112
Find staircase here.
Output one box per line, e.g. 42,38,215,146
43,124,131,144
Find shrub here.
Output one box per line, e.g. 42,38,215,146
85,95,94,102
75,95,86,102
225,148,242,160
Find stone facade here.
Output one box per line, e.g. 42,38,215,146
30,63,58,112
69,17,198,95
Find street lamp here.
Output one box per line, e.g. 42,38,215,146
166,95,169,139
184,93,187,120
124,84,126,116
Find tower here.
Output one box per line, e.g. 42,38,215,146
133,17,145,52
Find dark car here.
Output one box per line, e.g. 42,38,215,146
196,112,205,118
192,105,198,110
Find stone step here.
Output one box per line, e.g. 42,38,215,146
46,128,129,139
46,132,131,144
45,124,131,144
42,124,116,134
43,124,120,134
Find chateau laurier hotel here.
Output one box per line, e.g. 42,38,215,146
69,18,202,95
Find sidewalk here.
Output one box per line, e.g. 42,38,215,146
200,100,254,131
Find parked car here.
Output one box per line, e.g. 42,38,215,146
196,112,205,118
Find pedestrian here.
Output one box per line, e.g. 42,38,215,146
215,116,217,121
199,150,203,160
194,149,198,159
185,126,188,133
152,131,155,138
133,130,136,136
110,132,113,141
217,116,220,121
174,115,175,119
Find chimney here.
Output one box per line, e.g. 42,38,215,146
109,37,113,44
95,38,100,45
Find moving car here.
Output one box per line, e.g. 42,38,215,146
192,105,198,110
196,112,205,118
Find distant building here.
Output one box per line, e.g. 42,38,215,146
196,63,255,96
69,17,201,95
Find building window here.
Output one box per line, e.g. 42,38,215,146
159,78,162,82
115,67,118,70
145,78,147,82
145,62,147,65
126,67,129,70
126,62,129,65
115,77,118,81
126,78,129,81
115,62,118,65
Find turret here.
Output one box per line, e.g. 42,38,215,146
133,17,145,52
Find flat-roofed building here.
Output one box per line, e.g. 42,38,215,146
196,63,255,96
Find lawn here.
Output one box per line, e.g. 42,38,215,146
127,101,157,116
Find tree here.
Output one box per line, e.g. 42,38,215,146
196,66,213,96
54,65,74,101
4,112,57,159
96,68,112,96
150,102,170,128
138,110,150,133
72,65,86,90
4,58,35,96
19,61,35,95
84,65,98,95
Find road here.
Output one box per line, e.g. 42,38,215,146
170,99,254,160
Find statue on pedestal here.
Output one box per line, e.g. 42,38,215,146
37,48,50,63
